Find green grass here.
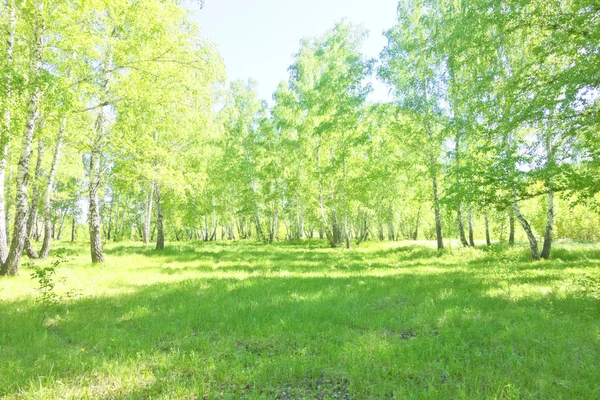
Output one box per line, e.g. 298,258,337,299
0,239,599,399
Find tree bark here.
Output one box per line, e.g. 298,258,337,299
56,212,65,240
513,199,540,261
143,181,154,244
467,206,475,247
540,191,554,260
457,204,469,247
88,54,111,264
455,132,468,247
413,205,421,240
71,214,76,242
0,0,16,263
1,6,44,275
541,131,555,260
155,183,164,250
432,175,443,250
319,192,336,247
427,123,443,250
508,212,515,245
484,212,491,246
24,137,45,259
38,120,64,258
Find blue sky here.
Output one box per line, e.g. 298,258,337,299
186,0,399,103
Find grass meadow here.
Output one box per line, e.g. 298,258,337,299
1,240,599,399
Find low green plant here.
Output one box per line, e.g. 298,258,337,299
572,274,600,301
29,249,76,306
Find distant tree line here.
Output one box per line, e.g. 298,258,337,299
0,0,598,275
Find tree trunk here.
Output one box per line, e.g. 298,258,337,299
541,191,554,259
427,125,443,249
455,132,468,247
484,212,491,246
467,207,475,247
38,119,65,258
1,6,44,276
0,0,17,264
388,218,395,241
413,205,421,240
71,214,76,242
508,212,515,246
317,145,335,248
541,132,555,260
34,218,41,241
155,184,164,250
319,192,336,248
432,175,443,250
143,181,154,244
457,204,469,247
513,200,540,261
56,212,65,240
51,212,57,239
24,137,44,259
88,54,111,264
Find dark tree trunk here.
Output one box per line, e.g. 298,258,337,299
70,214,76,242
484,212,491,246
413,205,421,240
467,207,475,247
457,204,469,247
432,176,443,250
508,212,515,246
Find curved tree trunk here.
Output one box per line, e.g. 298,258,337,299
0,0,17,264
513,200,540,261
1,6,44,276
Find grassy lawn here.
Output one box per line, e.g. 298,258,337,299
0,240,599,399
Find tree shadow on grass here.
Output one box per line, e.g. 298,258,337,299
1,267,598,399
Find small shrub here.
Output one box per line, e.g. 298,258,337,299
572,274,600,301
29,248,76,306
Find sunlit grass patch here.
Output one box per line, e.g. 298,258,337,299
0,239,599,399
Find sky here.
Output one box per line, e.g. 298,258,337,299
186,0,399,103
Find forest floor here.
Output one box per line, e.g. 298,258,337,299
0,239,599,399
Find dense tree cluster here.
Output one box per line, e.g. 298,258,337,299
1,0,598,275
